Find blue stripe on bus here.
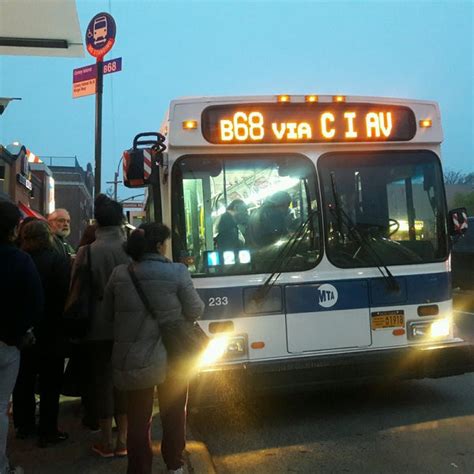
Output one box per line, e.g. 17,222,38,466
196,272,451,320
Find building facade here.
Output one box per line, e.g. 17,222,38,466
0,144,34,208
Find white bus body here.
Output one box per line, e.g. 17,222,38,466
135,95,474,397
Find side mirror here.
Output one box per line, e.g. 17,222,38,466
448,207,469,236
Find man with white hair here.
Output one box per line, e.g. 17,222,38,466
47,209,75,258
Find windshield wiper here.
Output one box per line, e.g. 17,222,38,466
252,208,318,303
329,172,400,293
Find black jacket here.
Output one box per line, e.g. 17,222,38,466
214,212,242,250
28,247,70,350
0,243,44,346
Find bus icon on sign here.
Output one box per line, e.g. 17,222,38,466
93,16,108,45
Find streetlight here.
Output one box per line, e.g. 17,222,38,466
106,156,123,201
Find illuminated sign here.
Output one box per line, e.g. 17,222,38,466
201,103,417,144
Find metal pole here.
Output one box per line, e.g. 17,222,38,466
94,59,104,197
114,171,118,201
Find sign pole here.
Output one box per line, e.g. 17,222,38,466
94,58,103,196
84,11,117,199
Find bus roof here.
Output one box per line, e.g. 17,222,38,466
170,94,438,107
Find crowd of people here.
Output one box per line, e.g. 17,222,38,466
0,195,204,474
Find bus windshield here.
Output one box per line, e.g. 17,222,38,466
318,150,448,268
172,154,321,276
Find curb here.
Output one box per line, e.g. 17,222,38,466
185,440,217,474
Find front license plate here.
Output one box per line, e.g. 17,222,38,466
371,310,405,330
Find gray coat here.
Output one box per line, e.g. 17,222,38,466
102,253,205,391
73,226,129,341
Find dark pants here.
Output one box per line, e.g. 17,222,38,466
13,346,64,436
81,341,127,420
75,343,98,424
127,378,188,474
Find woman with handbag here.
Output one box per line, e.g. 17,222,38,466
103,223,205,474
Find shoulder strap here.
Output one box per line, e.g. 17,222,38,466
128,263,157,320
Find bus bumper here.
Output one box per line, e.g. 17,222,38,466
190,341,474,403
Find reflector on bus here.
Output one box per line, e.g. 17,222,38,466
122,132,166,188
123,148,153,187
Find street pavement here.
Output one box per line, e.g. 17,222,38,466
7,396,215,474
189,374,474,474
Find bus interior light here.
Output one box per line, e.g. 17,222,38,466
182,120,198,130
206,251,220,267
277,95,291,103
223,251,236,265
419,119,432,128
238,250,251,264
333,95,346,103
305,95,318,103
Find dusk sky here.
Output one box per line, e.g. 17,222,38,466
0,0,472,200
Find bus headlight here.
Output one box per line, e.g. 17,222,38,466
198,335,248,368
408,318,451,340
430,318,450,338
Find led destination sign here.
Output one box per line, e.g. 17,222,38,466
202,103,417,144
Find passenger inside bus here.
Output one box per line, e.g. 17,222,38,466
246,191,295,247
214,199,248,250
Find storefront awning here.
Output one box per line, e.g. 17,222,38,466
18,201,46,220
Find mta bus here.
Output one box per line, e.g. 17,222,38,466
123,94,473,397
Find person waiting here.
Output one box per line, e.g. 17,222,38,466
0,201,43,474
47,209,75,258
71,195,129,457
103,223,204,474
13,220,70,447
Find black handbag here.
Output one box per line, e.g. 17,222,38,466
63,245,94,339
127,264,209,367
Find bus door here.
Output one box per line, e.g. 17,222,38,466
285,279,372,353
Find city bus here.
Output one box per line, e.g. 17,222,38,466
123,94,473,399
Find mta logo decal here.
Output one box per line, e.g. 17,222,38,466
317,284,338,308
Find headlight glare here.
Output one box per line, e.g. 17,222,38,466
430,318,450,338
198,334,248,368
408,318,451,341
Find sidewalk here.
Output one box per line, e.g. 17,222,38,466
7,397,215,474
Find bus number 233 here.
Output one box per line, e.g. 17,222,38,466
208,296,229,306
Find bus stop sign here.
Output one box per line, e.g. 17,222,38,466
85,12,116,59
